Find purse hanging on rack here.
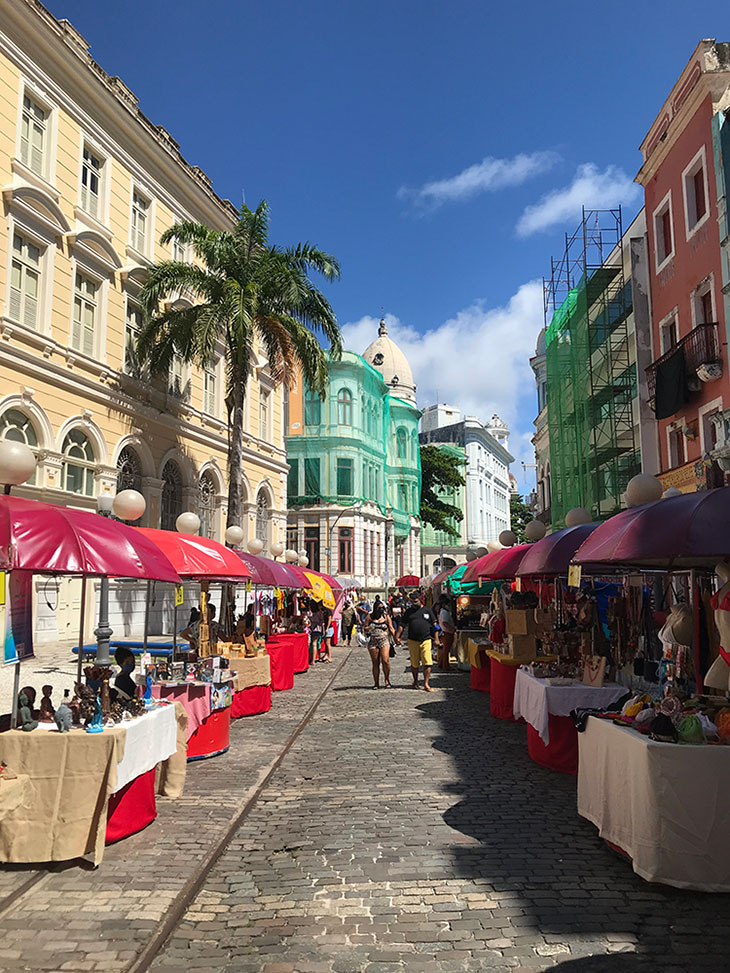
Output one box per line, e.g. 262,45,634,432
583,654,606,687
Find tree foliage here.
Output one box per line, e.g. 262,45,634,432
509,492,533,543
419,445,466,538
137,200,341,525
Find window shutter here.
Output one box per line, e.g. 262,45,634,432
72,296,82,350
30,122,44,176
88,187,98,219
9,284,21,322
23,290,37,330
83,303,94,356
20,121,29,168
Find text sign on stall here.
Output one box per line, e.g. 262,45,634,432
174,585,184,607
568,564,582,588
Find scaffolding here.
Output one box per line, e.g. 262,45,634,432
544,207,640,528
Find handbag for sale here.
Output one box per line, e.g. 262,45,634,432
582,655,606,687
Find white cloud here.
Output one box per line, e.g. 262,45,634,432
341,281,544,483
398,151,560,209
516,163,640,237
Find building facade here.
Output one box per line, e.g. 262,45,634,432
636,39,730,494
286,327,421,589
419,404,514,548
0,2,287,640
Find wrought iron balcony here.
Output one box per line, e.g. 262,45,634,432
646,322,722,402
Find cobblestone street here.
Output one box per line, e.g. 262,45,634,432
2,645,730,972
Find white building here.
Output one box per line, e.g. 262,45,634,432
419,405,514,548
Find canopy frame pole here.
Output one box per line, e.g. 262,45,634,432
143,580,151,652
11,658,20,729
76,576,87,688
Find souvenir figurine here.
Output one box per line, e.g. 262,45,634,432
144,674,153,707
76,682,97,724
85,696,104,733
54,690,73,733
39,685,55,722
17,692,38,732
100,673,111,718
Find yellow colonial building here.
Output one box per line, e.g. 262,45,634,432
0,1,287,640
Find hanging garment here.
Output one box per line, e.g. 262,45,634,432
654,346,689,420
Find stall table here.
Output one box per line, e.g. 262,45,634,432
151,680,232,761
485,650,556,721
267,636,295,690
578,716,730,891
230,654,272,718
513,669,626,774
0,704,180,864
272,632,309,674
463,634,492,693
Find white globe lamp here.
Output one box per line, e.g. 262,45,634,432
270,541,285,559
298,555,309,567
0,440,36,491
284,549,299,563
486,540,502,553
663,486,683,499
113,489,146,522
176,511,200,534
475,546,488,558
565,507,592,527
225,525,245,546
625,473,663,508
499,530,517,547
247,537,264,555
465,549,477,562
525,519,547,542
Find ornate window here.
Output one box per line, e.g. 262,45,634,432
0,409,39,485
62,429,95,496
124,299,143,376
304,388,321,426
198,471,216,539
9,233,41,331
396,427,408,459
255,491,270,544
337,388,352,426
161,460,183,530
71,271,98,357
116,446,143,495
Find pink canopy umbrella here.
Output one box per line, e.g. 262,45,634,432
137,528,251,582
516,524,600,578
573,487,730,570
234,552,309,588
462,544,531,583
0,495,180,581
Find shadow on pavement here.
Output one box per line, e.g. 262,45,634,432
416,682,730,971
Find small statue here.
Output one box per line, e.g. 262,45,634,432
54,690,73,733
17,692,38,732
39,685,55,722
69,689,81,726
100,674,111,718
85,696,104,733
144,674,153,707
76,682,97,725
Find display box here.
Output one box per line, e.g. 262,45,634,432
507,633,538,660
505,609,535,636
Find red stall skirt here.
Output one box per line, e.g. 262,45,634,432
105,767,157,844
187,706,231,761
489,659,521,721
268,640,295,691
470,659,491,693
332,620,338,645
527,716,579,775
231,684,272,718
288,633,310,674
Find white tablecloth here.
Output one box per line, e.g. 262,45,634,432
577,716,730,891
513,669,626,743
113,705,178,792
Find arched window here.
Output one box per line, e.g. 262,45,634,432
337,388,352,426
396,428,408,459
304,388,321,426
161,460,183,530
62,428,95,496
116,446,143,495
198,471,216,539
1,409,39,484
255,491,270,544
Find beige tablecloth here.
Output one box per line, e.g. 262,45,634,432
577,716,730,891
231,655,271,691
0,773,32,822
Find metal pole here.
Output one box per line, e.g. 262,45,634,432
11,659,20,729
173,600,178,662
94,574,113,667
77,576,87,687
143,580,151,651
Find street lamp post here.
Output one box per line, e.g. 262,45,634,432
94,494,115,668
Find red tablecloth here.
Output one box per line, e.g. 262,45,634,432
332,620,338,645
527,715,578,774
267,638,295,690
470,659,491,693
271,633,309,673
105,767,156,844
232,684,272,718
489,658,522,721
187,707,231,761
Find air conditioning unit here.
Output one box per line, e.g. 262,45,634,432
697,363,723,383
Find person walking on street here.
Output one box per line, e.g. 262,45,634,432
323,608,334,663
309,605,324,664
365,601,395,688
395,591,437,692
437,596,456,671
341,601,356,645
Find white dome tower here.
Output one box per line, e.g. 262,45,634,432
485,413,509,450
362,318,417,405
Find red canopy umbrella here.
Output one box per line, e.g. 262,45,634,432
395,574,421,587
0,495,180,581
234,552,308,588
430,565,459,587
137,528,251,581
516,524,600,578
573,488,730,570
462,544,531,583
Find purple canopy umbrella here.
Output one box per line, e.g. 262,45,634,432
516,524,600,578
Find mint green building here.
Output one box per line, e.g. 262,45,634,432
286,320,421,587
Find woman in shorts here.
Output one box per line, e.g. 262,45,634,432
365,602,395,689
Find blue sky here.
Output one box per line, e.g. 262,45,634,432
48,0,729,490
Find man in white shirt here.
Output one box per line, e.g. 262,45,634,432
437,596,456,671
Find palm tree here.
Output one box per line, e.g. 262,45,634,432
138,200,342,528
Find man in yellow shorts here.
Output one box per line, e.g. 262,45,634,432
395,591,438,692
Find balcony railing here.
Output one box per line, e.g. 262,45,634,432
646,322,722,401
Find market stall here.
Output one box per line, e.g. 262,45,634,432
229,653,272,718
